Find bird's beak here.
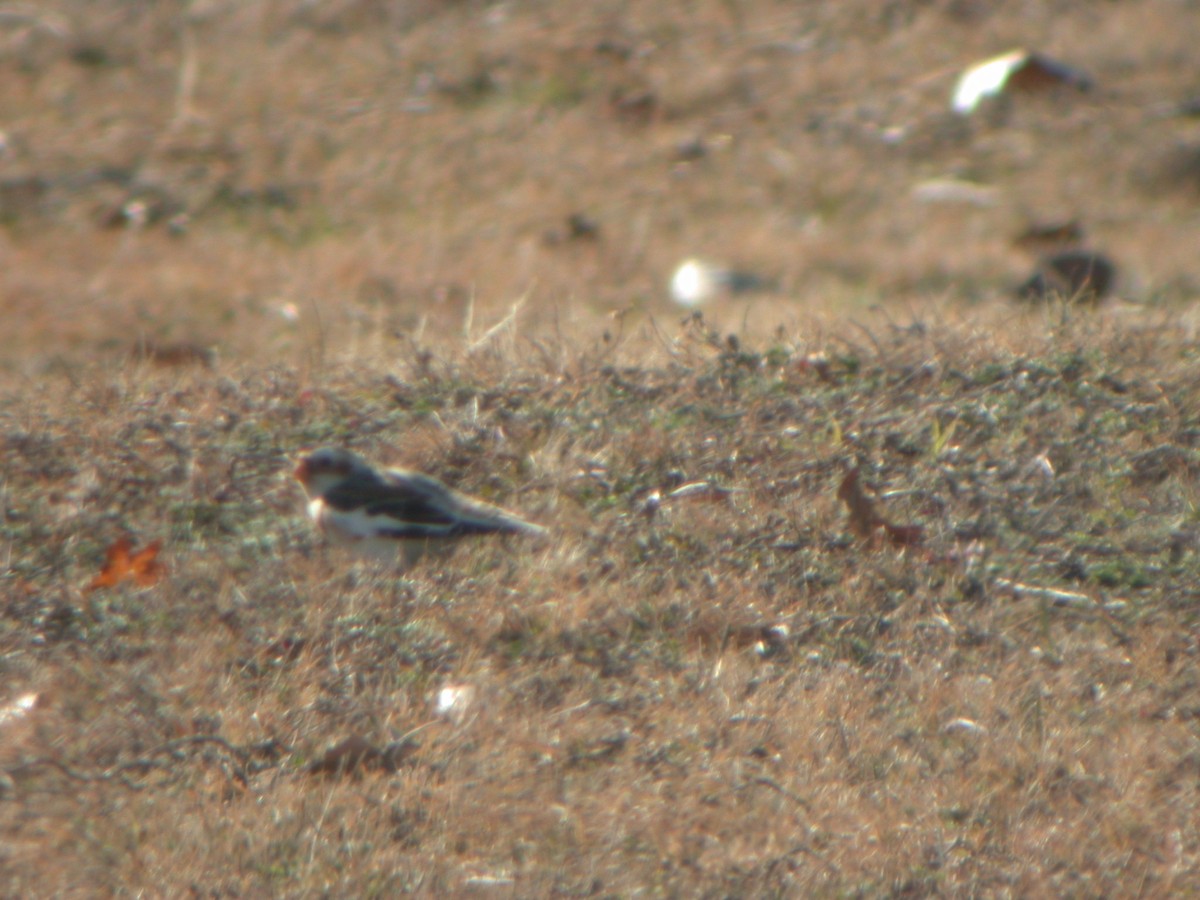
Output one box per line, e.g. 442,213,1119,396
292,458,309,482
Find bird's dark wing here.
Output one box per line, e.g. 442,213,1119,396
322,470,516,538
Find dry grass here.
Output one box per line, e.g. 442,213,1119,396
3,1,1200,896
5,312,1200,896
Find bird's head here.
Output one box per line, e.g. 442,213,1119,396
293,447,373,498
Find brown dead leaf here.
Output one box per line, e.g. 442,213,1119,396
306,734,419,777
837,467,923,548
87,537,165,592
307,734,379,775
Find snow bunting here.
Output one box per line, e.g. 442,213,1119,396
293,447,547,564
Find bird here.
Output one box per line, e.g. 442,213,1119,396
293,446,547,565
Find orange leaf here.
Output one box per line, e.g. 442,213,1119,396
837,467,884,538
87,537,165,592
306,734,379,775
837,468,923,548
